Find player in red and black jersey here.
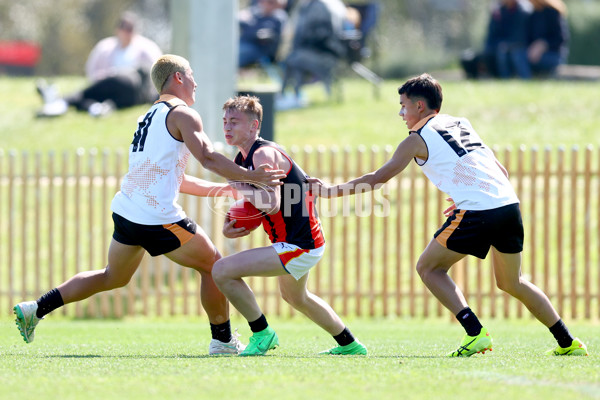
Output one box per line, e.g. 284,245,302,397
234,137,324,249
212,95,367,356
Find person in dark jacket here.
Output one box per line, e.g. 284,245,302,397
526,0,569,77
278,0,347,106
238,0,288,67
461,0,531,79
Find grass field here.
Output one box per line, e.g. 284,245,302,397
2,76,600,153
2,76,600,400
1,317,598,400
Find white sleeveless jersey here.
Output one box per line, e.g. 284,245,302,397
111,101,191,224
413,114,519,210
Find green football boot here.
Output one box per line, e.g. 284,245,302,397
546,338,588,356
447,327,493,357
14,301,42,344
239,326,279,356
319,340,368,355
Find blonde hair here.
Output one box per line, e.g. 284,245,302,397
151,54,190,93
222,95,263,128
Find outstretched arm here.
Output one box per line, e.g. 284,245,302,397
310,133,427,198
180,174,239,198
172,107,285,186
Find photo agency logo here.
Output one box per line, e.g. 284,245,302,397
315,182,391,218
205,180,275,220
205,181,391,218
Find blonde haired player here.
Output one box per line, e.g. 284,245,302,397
212,95,367,356
310,73,588,357
14,54,285,355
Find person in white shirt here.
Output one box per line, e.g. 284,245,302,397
36,12,162,117
309,73,588,357
15,54,286,355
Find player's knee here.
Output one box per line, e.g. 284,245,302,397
415,259,433,281
495,278,519,295
212,258,239,287
104,270,132,289
280,287,305,308
211,259,227,285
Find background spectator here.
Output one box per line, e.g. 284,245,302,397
527,0,569,77
36,11,162,117
238,0,288,68
461,0,531,79
277,0,347,109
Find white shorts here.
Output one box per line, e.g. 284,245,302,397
272,242,325,280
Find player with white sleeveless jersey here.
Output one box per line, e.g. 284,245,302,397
310,73,588,357
414,113,519,211
111,99,192,225
13,55,285,355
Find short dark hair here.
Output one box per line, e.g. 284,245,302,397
118,11,137,32
398,73,443,111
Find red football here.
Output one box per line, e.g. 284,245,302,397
227,199,263,231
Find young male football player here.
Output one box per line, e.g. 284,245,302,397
310,73,588,357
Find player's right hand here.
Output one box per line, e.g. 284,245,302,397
222,215,252,238
306,177,333,198
443,197,456,217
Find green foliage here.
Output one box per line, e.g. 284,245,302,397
1,318,598,400
567,1,600,65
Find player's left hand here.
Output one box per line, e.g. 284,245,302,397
442,197,456,217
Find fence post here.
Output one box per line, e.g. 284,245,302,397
368,146,377,317
34,153,41,297
328,146,338,307
61,151,68,316
557,147,565,315
382,145,392,317
543,147,551,295
21,152,28,300
583,145,592,319
529,147,538,289
342,146,350,315
8,151,16,309
408,161,416,318
355,145,364,316
570,146,578,318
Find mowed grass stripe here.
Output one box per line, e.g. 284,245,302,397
1,317,598,400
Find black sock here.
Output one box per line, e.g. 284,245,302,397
549,319,574,348
36,288,64,318
210,320,232,343
333,327,356,346
456,307,483,337
248,314,268,333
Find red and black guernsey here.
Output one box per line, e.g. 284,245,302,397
234,138,325,249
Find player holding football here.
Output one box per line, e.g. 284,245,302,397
212,95,367,356
13,55,285,355
309,73,588,357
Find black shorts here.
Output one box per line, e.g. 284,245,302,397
434,203,524,259
112,213,197,256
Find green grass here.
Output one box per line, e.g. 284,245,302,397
1,317,598,400
3,76,600,153
2,76,599,400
